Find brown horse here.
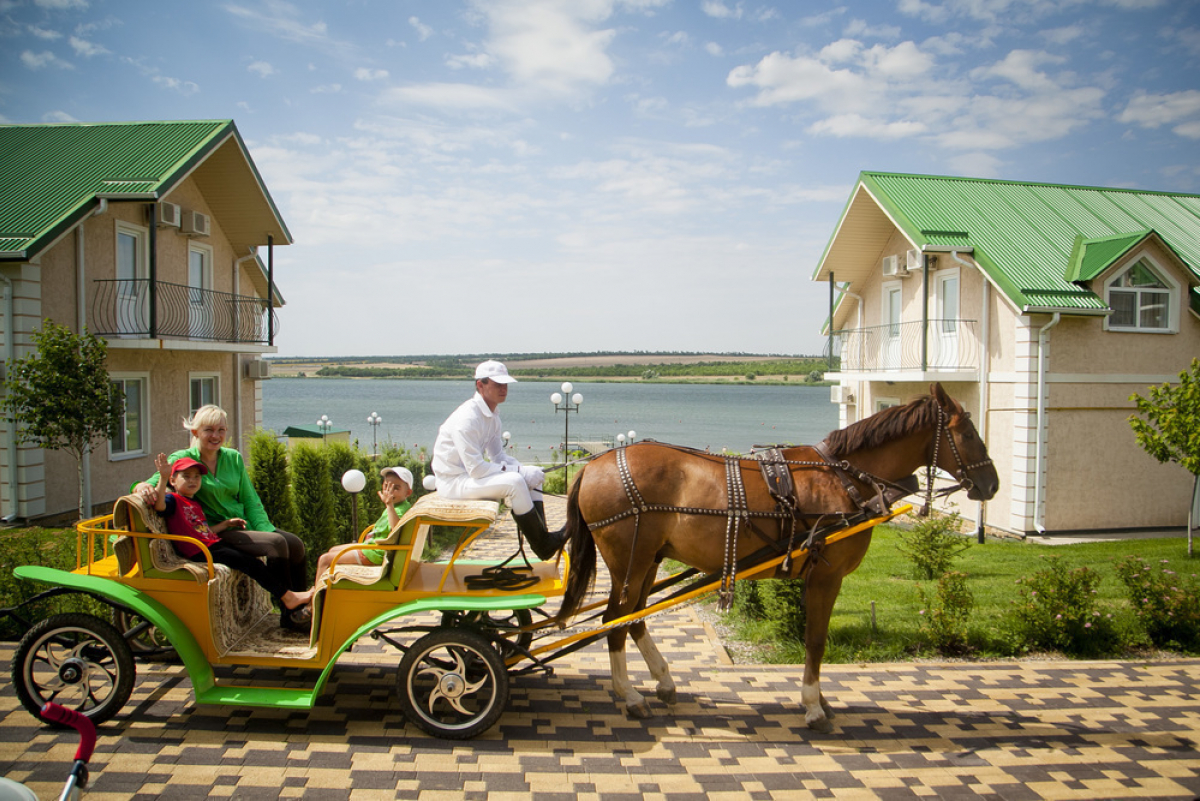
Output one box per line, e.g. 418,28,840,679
556,383,999,732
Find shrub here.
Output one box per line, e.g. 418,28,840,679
325,442,364,544
1114,555,1200,651
289,443,336,573
0,528,105,639
755,578,807,641
247,429,296,534
917,570,974,655
1008,557,1119,657
896,512,970,580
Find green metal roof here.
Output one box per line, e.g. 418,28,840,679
817,171,1200,314
0,120,291,260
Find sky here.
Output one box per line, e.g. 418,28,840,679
3,0,1199,358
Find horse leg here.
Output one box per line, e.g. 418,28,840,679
800,573,844,733
607,623,653,719
629,565,676,706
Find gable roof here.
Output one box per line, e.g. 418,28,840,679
0,119,291,261
813,171,1200,316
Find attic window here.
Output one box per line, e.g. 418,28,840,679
1105,257,1176,333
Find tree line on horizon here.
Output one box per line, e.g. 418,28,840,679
311,357,831,380
270,350,822,366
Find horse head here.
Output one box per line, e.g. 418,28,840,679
929,383,999,501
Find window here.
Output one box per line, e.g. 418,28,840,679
1106,257,1177,333
110,375,149,458
190,375,218,415
188,243,214,339
114,222,149,334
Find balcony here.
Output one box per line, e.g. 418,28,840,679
827,319,979,380
90,279,279,345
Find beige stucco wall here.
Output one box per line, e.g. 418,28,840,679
1,171,277,521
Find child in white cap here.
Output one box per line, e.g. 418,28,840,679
312,465,414,580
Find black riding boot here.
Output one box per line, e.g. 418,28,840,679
533,499,547,526
513,507,565,561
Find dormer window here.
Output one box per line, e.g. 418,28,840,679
1105,257,1177,333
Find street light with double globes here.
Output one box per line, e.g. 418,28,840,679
367,412,382,456
316,414,332,445
341,469,366,536
550,382,582,464
617,430,637,447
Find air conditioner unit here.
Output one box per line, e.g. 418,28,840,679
181,210,211,237
906,249,923,272
245,359,271,380
154,202,181,228
830,385,855,405
881,254,908,277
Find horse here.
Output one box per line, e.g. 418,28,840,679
556,382,999,732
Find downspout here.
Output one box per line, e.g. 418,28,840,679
75,198,106,518
839,283,865,420
950,249,988,542
233,250,259,451
1033,312,1061,535
1,274,16,522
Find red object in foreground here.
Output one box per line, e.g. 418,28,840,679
39,702,96,763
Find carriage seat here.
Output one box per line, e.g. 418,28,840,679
316,493,499,594
109,495,274,656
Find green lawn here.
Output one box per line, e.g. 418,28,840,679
714,525,1199,664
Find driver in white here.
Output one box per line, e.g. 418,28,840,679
431,360,565,560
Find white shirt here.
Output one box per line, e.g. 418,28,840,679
432,392,522,484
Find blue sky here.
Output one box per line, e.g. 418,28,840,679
3,0,1199,357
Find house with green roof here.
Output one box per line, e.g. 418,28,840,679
0,120,291,522
813,171,1200,538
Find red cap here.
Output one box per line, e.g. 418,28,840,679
171,457,208,475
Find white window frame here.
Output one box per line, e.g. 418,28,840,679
109,372,151,461
114,221,149,287
1103,254,1180,334
187,242,215,340
189,373,220,416
875,396,901,413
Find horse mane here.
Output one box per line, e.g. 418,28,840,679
822,394,938,458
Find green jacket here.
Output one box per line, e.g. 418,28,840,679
139,447,274,532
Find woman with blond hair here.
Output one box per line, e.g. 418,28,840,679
134,405,312,631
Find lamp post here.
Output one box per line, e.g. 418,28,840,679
550,382,582,464
617,430,637,447
316,414,332,445
367,412,382,457
502,431,511,454
341,469,366,536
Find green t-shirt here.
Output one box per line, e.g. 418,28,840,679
361,498,414,565
139,446,274,532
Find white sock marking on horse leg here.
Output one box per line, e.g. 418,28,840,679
801,678,823,721
632,630,676,702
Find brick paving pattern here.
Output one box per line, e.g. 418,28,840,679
2,496,1199,799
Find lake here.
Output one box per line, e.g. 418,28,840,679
263,378,839,461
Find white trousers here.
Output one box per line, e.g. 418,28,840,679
439,471,542,515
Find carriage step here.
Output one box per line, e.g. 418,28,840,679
196,684,319,709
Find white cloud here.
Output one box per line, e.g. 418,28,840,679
1119,90,1200,127
248,60,276,77
409,16,433,41
447,52,494,69
311,83,342,93
380,82,517,111
354,67,389,81
20,50,73,69
28,25,61,40
42,109,78,122
35,0,87,9
1039,25,1085,46
152,74,200,94
808,114,926,139
702,1,743,19
843,19,901,39
68,35,106,56
970,49,1064,92
705,41,723,56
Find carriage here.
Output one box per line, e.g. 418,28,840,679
7,384,997,739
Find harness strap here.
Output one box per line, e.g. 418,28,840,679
719,456,749,610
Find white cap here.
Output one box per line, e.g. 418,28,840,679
475,360,517,384
380,465,414,488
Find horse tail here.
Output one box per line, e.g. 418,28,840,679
556,468,596,624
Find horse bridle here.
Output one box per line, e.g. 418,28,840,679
923,402,994,514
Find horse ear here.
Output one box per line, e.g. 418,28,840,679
930,382,947,405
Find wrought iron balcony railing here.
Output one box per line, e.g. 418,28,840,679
90,279,279,345
828,319,978,373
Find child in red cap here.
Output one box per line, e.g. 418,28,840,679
153,453,313,628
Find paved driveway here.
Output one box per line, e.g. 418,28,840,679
2,497,1200,799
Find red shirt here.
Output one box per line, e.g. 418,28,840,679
163,492,220,559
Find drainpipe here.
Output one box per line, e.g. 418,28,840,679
76,198,106,518
839,283,865,420
1033,312,1061,535
232,249,260,452
950,249,989,542
1,274,16,522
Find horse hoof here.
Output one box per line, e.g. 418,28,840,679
820,699,836,720
657,687,677,705
626,701,654,720
806,716,834,734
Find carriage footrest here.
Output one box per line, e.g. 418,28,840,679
196,684,319,709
